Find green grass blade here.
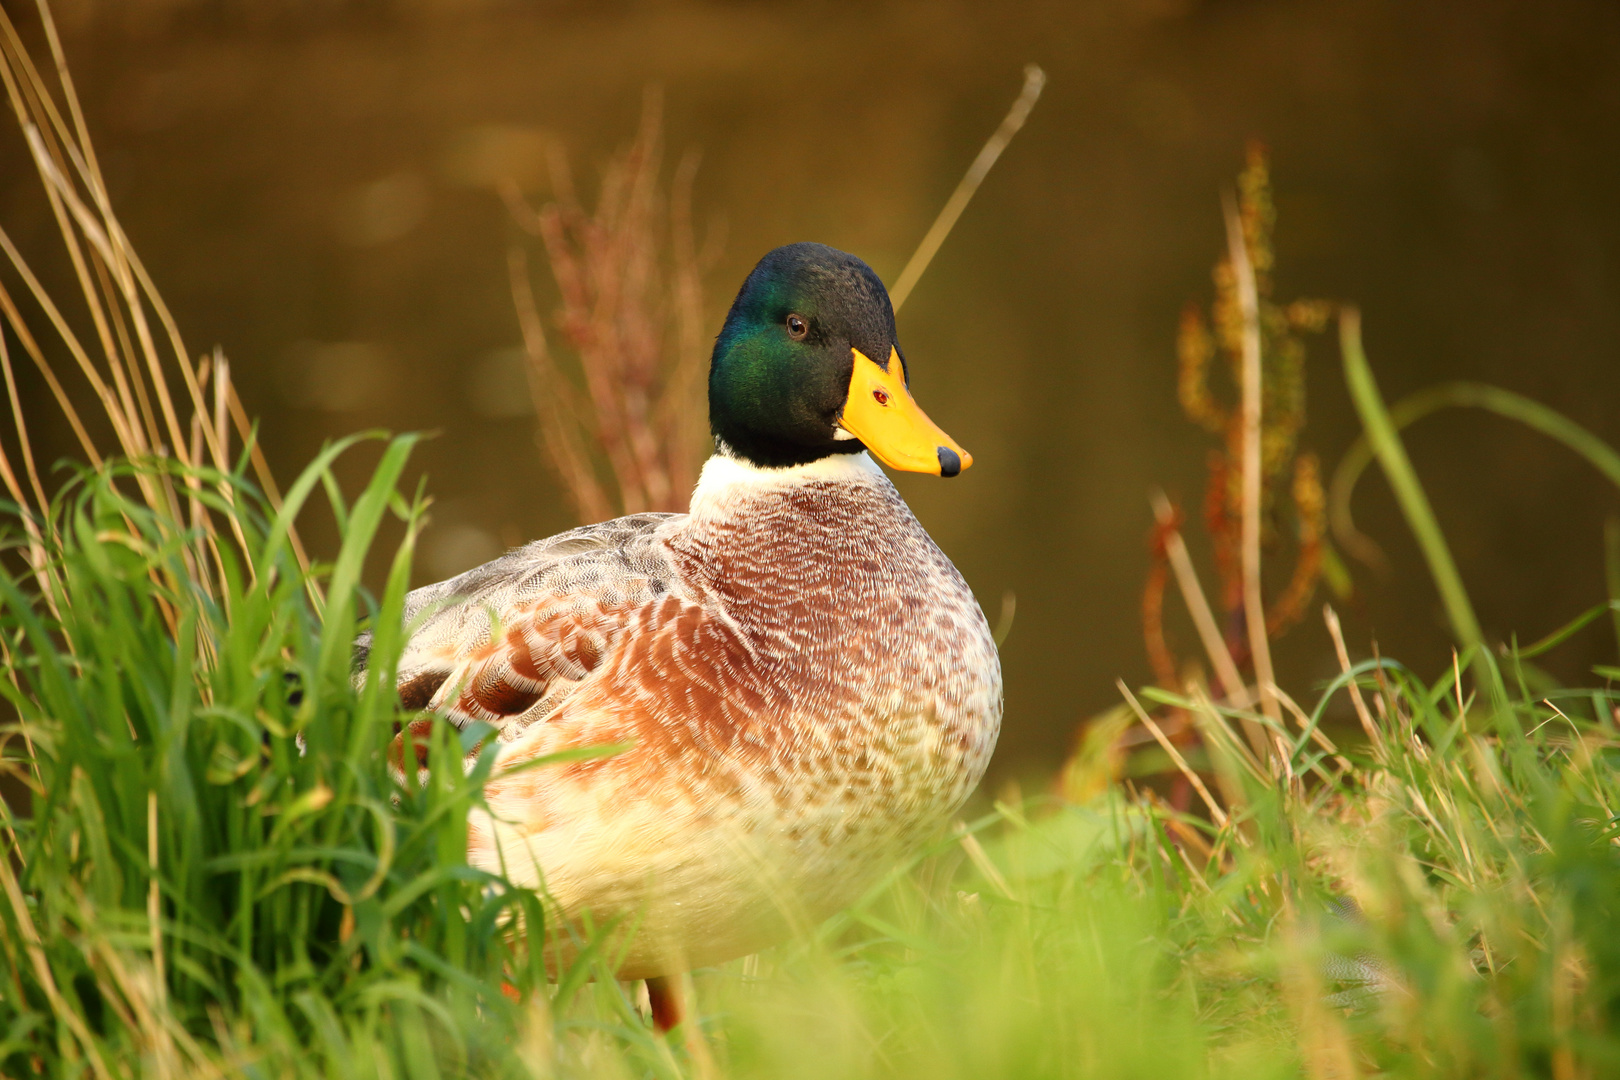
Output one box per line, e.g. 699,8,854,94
315,433,419,688
1514,601,1620,660
1607,515,1620,663
1330,379,1620,574
1339,308,1492,692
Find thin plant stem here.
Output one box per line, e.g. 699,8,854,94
1330,380,1620,571
1150,489,1268,760
889,64,1045,313
32,0,104,197
1606,515,1620,664
1150,489,1245,701
1323,605,1380,748
0,275,99,465
147,792,168,1046
1338,307,1493,691
0,217,132,452
0,1,315,603
1223,190,1281,727
1119,679,1229,828
508,244,613,523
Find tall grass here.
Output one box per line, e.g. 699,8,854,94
701,648,1620,1079
8,456,1620,1078
0,442,547,1077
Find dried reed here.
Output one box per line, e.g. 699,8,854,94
503,93,712,520
889,64,1045,314
1128,147,1338,796
0,1,310,606
1158,144,1337,680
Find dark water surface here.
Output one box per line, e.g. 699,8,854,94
6,0,1620,778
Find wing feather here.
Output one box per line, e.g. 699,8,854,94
374,513,684,775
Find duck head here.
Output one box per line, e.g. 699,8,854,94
709,242,972,476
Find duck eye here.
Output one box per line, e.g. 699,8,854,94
785,314,809,340
872,388,890,406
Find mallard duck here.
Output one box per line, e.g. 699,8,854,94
369,242,1002,1024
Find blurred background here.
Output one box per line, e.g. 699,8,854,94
5,0,1620,781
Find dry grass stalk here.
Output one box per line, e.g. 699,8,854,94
1142,505,1177,687
1142,512,1275,797
1153,145,1337,679
1224,186,1282,726
0,2,312,608
1186,682,1267,791
1118,679,1228,828
504,94,711,519
954,821,1018,901
889,64,1046,313
1149,490,1268,760
0,17,336,1062
0,835,114,1079
1107,147,1350,815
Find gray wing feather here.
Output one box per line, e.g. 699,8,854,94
354,512,680,696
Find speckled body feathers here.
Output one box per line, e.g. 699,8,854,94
380,453,1001,976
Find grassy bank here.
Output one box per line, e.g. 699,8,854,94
5,439,1620,1078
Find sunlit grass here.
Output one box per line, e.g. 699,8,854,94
6,443,1620,1077
0,443,554,1077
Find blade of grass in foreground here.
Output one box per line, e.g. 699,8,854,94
0,443,620,1078
1329,379,1620,575
1339,307,1497,698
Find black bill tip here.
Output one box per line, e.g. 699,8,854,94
937,446,962,478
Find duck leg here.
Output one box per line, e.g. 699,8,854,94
645,975,683,1032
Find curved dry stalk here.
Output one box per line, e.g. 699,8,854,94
890,64,1046,312
0,2,315,602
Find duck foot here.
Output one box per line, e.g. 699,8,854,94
645,975,683,1033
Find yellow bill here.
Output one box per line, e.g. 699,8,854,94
839,348,972,477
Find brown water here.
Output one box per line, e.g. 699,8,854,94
6,0,1620,779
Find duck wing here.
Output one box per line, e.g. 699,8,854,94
362,512,685,761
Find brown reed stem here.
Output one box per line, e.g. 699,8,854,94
507,94,708,519
1151,490,1270,760
1119,679,1229,827
890,64,1046,312
1324,604,1381,748
0,1,311,604
1223,190,1281,727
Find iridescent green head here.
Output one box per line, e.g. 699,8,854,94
708,242,970,476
